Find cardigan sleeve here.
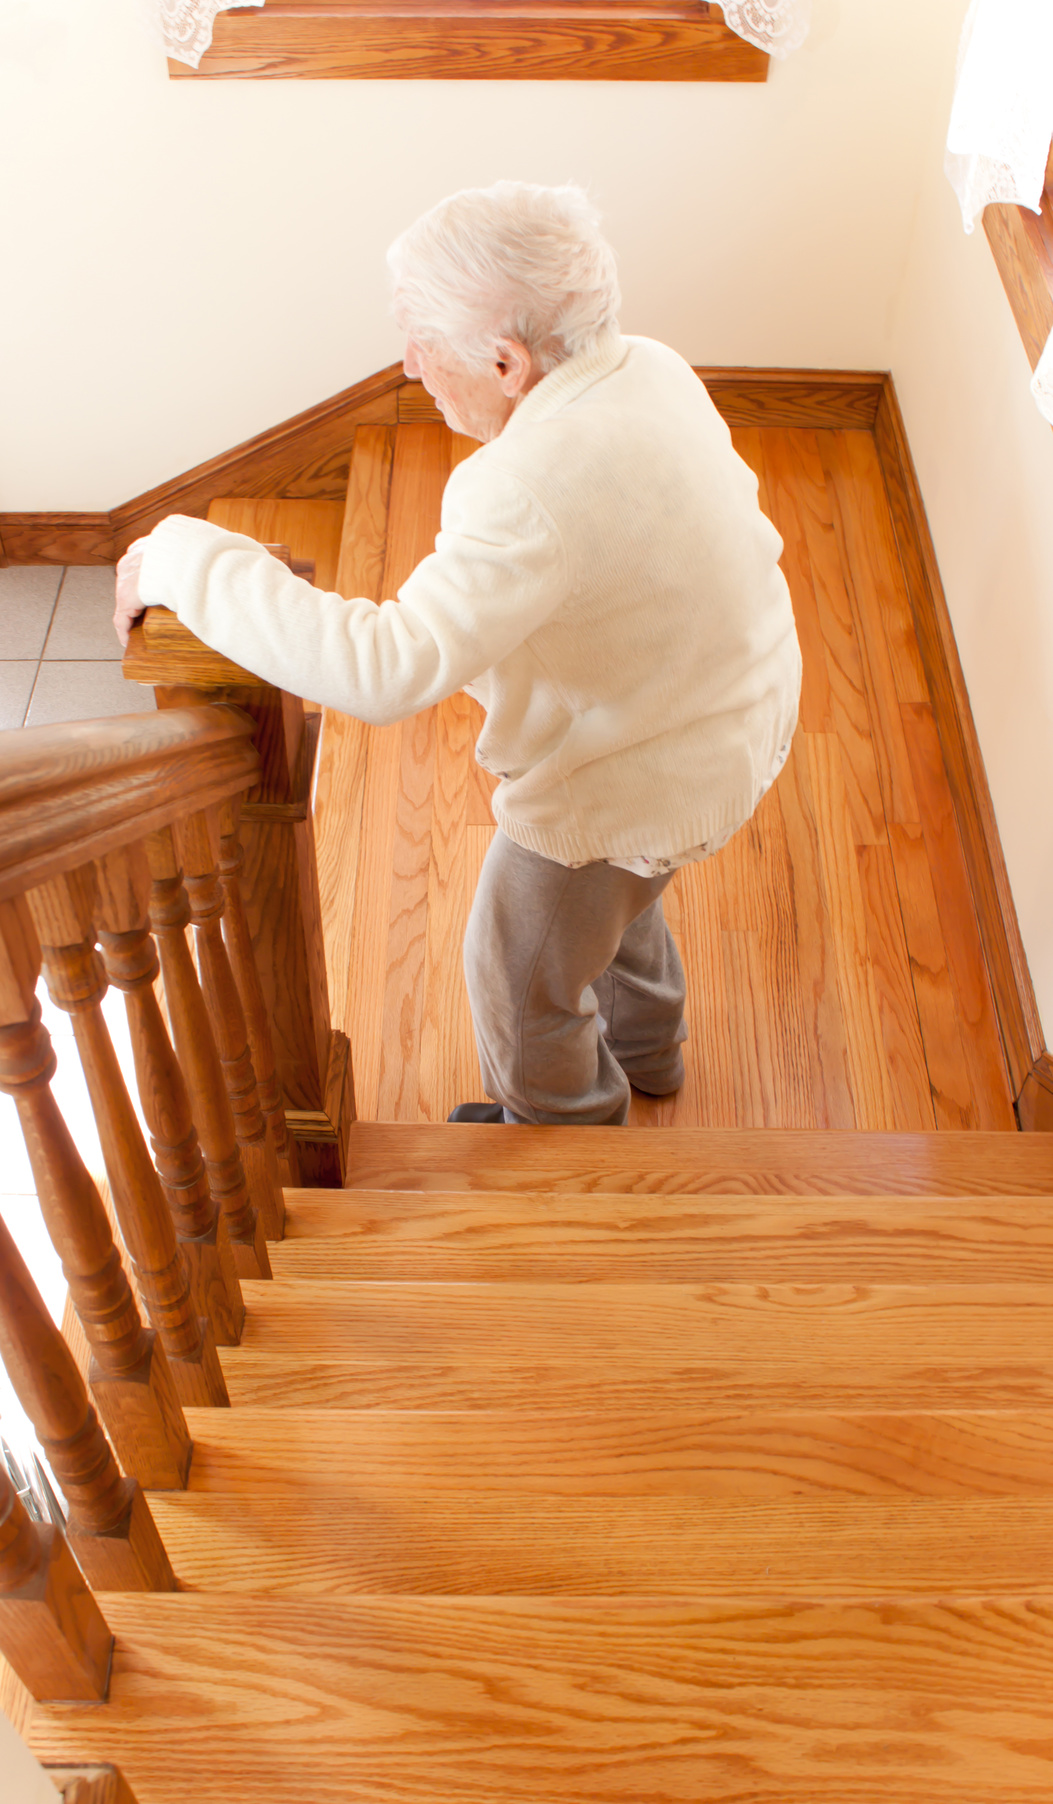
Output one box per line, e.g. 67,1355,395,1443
136,458,569,727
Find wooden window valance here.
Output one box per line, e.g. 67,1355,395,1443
167,0,770,81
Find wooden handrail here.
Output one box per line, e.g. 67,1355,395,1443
0,705,259,902
124,608,267,689
983,139,1053,379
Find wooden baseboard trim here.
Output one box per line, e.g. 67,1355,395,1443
0,364,406,567
0,513,114,566
1,365,889,567
872,371,1046,1113
699,368,885,430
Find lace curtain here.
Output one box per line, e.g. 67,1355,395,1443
721,1,810,60
159,0,254,68
159,0,811,68
944,0,1053,425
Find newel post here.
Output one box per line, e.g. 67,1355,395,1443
123,592,354,1185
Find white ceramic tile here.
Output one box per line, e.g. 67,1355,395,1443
0,564,63,657
0,661,38,728
43,564,122,660
25,660,154,726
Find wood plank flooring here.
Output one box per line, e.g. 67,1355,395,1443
312,420,1016,1130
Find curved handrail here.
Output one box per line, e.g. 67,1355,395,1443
0,705,259,901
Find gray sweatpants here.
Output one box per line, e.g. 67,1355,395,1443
463,830,688,1125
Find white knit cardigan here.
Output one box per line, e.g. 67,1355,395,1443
138,333,802,867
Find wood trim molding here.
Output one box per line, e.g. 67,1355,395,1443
169,1,768,83
982,141,1053,376
0,364,405,567
697,368,884,429
0,513,114,566
872,371,1049,1120
1,366,885,568
1018,1050,1053,1132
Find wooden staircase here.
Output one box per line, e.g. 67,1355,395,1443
6,382,1053,1800
26,1122,1053,1801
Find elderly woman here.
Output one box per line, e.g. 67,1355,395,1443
116,181,801,1127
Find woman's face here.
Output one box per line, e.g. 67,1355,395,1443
402,335,542,442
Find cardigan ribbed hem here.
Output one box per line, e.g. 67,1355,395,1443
492,789,755,868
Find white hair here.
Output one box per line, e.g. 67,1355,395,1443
387,181,621,374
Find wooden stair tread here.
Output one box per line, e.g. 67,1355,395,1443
28,1593,1053,1802
149,1485,1053,1597
221,1278,1053,1410
342,1122,1053,1195
146,1405,1053,1594
173,1404,1053,1499
274,1188,1053,1282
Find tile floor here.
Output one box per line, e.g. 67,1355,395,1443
0,562,155,728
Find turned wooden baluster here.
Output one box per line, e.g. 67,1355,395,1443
0,894,191,1490
26,868,228,1414
145,825,272,1280
0,1461,113,1700
181,807,285,1240
94,841,245,1347
217,794,298,1186
0,1214,175,1591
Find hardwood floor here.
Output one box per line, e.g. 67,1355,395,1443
310,420,1016,1130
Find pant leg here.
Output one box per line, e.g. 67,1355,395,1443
462,830,684,1126
593,900,688,1096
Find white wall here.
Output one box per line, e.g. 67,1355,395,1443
888,0,1053,1040
3,0,956,508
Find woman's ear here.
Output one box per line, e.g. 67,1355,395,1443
493,340,535,398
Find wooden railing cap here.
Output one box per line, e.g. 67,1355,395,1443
0,706,259,901
123,608,267,690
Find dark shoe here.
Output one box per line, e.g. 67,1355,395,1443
447,1102,506,1123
